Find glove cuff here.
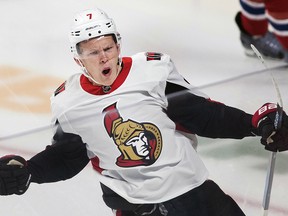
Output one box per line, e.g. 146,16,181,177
252,103,277,127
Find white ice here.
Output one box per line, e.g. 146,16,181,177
0,0,287,215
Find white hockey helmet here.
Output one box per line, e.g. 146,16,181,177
69,8,121,55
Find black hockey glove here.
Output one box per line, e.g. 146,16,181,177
252,103,288,152
0,155,31,195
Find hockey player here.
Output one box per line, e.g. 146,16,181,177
1,8,288,216
235,0,288,61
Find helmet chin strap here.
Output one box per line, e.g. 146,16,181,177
83,67,101,85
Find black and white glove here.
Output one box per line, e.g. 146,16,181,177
0,155,31,195
252,103,288,152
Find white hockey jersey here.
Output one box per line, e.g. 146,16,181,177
51,52,209,204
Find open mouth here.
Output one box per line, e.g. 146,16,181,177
102,68,111,75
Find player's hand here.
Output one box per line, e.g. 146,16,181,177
252,103,288,152
0,155,31,195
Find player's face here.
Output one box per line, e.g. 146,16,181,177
78,36,120,86
126,132,150,157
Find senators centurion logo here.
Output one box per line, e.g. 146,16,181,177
103,102,162,167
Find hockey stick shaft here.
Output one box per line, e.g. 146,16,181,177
262,152,277,216
250,45,283,107
251,44,284,216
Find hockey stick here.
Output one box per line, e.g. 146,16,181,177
250,44,284,216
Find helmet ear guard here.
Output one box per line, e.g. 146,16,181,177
69,8,121,56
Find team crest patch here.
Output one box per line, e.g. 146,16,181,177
103,102,163,167
54,81,66,96
145,52,163,61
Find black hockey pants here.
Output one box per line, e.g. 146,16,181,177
112,180,246,216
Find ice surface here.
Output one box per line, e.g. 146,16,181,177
0,0,287,215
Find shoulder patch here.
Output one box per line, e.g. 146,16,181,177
145,52,163,61
54,81,66,96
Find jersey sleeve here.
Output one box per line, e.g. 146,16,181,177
164,57,255,139
49,74,81,129
165,56,209,99
27,125,89,183
166,90,255,139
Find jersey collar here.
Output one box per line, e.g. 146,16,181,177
80,57,132,95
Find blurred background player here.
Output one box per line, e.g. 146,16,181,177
235,0,288,61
